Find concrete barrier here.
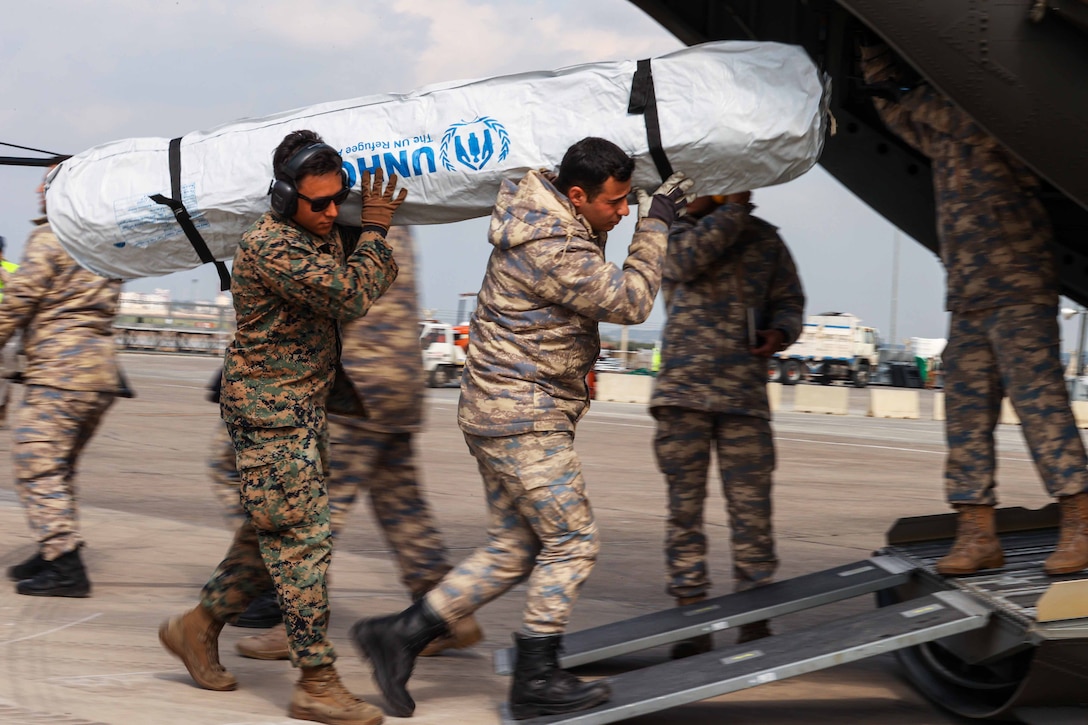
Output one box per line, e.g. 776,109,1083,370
793,384,849,415
934,394,1020,425
1074,401,1088,429
594,377,786,410
867,388,920,419
1000,398,1020,426
767,382,782,413
595,372,654,404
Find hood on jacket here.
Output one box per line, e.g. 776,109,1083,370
487,169,605,251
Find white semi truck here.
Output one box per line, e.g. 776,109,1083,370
768,312,880,387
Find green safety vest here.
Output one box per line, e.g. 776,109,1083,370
0,259,19,302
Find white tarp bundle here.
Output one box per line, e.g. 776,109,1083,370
46,40,829,280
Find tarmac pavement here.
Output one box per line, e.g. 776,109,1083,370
0,353,1063,724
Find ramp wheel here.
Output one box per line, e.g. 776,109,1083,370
876,589,1032,719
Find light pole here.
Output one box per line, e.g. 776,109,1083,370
1062,306,1087,399
889,230,900,347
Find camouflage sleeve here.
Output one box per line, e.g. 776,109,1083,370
766,241,805,345
859,43,974,156
664,203,749,282
251,227,398,323
0,230,59,347
520,217,669,325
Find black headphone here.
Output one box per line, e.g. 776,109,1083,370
268,142,349,218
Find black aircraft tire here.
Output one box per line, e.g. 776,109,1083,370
875,589,1032,719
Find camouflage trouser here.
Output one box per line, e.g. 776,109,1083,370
652,407,777,599
425,431,599,635
0,337,19,421
201,423,335,668
208,420,451,598
13,385,115,560
945,304,1088,505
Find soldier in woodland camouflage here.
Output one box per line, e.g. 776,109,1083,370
210,227,482,661
651,191,804,657
860,40,1088,577
2,170,125,598
159,130,401,725
350,137,693,721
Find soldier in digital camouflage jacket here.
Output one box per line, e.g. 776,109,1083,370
211,226,482,659
861,42,1088,577
650,193,804,653
161,132,401,724
209,210,397,664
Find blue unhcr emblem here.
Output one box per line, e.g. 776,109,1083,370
440,117,510,171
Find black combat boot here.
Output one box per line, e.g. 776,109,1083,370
7,552,46,582
349,599,449,717
232,588,283,628
16,548,91,597
508,633,611,720
669,595,713,659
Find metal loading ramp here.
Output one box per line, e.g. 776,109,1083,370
495,506,1088,724
494,555,916,675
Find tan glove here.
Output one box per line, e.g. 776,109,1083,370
360,167,408,229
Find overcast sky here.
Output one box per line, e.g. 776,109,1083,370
1,0,1080,349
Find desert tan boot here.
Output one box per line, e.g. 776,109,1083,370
236,622,290,660
1045,492,1088,575
158,605,238,691
935,504,1005,576
289,665,383,725
419,613,484,657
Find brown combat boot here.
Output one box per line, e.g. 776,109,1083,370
1044,493,1088,575
669,595,713,659
289,664,383,725
158,605,238,691
935,505,1005,576
236,623,289,660
419,614,484,657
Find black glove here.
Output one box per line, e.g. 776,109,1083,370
636,171,695,226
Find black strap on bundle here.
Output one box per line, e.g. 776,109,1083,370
149,137,232,291
627,58,673,182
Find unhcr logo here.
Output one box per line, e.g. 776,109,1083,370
440,117,510,172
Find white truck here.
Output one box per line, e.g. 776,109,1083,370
768,312,880,387
419,321,468,388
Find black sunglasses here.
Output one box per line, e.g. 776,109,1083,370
298,185,350,212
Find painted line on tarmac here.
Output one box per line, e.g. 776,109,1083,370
587,421,653,429
45,671,162,689
778,436,1032,463
0,698,108,724
586,417,1033,464
0,612,102,646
